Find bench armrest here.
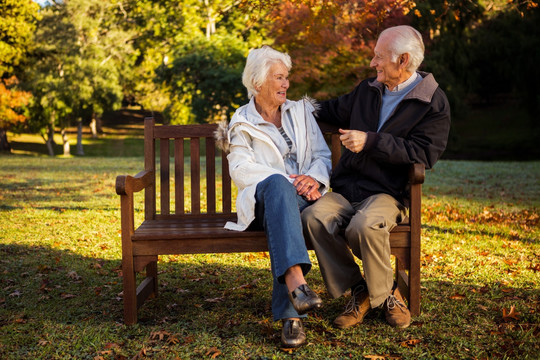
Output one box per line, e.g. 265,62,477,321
409,163,425,185
116,170,154,195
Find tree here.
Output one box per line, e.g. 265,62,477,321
158,33,248,124
266,0,413,100
26,0,134,156
140,0,268,124
0,77,31,151
0,0,40,76
0,0,40,152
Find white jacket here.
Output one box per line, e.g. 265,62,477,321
223,97,332,231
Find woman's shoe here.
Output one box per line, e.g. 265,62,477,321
288,284,322,315
281,319,306,348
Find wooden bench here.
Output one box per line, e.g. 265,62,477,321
116,117,425,325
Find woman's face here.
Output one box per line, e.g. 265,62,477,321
257,61,289,107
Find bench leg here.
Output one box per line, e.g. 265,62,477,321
146,260,158,298
408,260,421,317
123,258,138,325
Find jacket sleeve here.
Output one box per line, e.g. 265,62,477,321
227,126,288,190
317,87,360,128
364,89,451,169
302,101,332,190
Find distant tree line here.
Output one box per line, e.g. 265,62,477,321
0,0,538,155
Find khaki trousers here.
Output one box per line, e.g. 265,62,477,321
302,192,407,308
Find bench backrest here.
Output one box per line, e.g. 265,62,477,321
143,117,342,220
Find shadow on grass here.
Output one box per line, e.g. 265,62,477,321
1,242,538,358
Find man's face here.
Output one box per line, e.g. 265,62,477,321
370,34,403,91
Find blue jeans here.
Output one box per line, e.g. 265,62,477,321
251,174,312,321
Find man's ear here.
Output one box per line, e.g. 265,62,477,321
400,53,410,68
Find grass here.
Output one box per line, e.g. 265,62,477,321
0,154,538,359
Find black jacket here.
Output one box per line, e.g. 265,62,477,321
317,72,451,204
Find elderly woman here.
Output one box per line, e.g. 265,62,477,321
217,46,331,348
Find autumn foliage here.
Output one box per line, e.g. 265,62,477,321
0,76,31,129
267,0,415,99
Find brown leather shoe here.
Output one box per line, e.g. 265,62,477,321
281,319,306,348
288,284,322,315
383,285,411,328
333,283,372,329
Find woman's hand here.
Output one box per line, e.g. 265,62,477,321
339,128,367,153
290,174,321,201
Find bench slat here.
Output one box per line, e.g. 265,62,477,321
154,124,217,138
174,138,184,214
190,138,201,213
222,149,232,214
160,138,170,215
206,137,216,213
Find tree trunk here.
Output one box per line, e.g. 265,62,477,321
61,128,70,156
46,136,55,157
0,128,11,152
47,111,56,146
76,119,84,155
90,117,98,138
90,112,103,138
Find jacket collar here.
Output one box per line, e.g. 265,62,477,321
368,71,439,103
231,96,293,128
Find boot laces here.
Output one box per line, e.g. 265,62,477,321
343,285,365,316
386,294,406,313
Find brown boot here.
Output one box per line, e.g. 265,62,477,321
383,285,411,328
333,284,371,329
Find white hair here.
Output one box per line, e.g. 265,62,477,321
242,45,292,99
380,25,425,72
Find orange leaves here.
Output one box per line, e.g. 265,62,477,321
399,338,422,348
0,76,31,129
205,347,222,358
422,204,538,236
502,305,520,322
449,293,466,300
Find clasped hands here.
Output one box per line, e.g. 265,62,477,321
288,129,365,201
290,174,321,201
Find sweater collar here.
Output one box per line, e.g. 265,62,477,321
369,71,439,103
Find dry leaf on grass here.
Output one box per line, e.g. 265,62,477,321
502,305,520,321
206,347,221,358
399,339,422,348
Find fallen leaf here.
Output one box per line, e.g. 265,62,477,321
67,271,81,280
60,293,77,299
167,335,181,345
399,339,421,348
205,347,221,358
151,330,171,341
9,290,21,297
364,355,386,360
502,306,520,322
204,297,225,303
449,293,466,300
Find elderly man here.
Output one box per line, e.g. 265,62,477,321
302,25,451,329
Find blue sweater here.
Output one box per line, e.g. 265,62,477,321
378,73,423,132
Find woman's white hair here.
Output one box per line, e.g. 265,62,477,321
380,25,425,72
242,45,292,99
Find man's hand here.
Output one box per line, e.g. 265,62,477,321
339,128,367,153
290,174,322,201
